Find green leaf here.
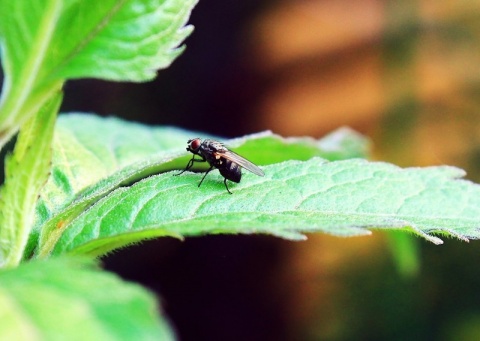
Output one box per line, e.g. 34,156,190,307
38,114,197,220
0,92,62,268
42,114,368,213
230,126,370,164
0,258,174,341
0,0,196,148
53,0,196,82
43,158,480,257
32,114,368,259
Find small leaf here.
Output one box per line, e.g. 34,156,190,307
0,258,175,341
42,158,480,257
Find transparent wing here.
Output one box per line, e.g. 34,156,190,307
218,150,265,177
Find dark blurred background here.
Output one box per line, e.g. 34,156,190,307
49,0,480,340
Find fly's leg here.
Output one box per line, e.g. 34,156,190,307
198,164,215,188
175,158,194,175
198,167,233,194
175,155,205,176
223,178,233,194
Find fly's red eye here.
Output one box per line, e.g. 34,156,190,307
189,138,201,150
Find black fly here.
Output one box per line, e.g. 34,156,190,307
176,138,264,194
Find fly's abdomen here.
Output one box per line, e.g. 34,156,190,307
219,159,241,183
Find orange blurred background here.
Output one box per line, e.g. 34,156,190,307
246,0,480,173
59,1,480,340
241,1,480,339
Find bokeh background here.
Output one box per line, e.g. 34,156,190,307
59,0,480,340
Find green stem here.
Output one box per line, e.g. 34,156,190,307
0,91,62,268
386,230,420,278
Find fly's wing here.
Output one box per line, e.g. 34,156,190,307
218,150,265,177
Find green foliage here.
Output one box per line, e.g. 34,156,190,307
32,116,370,258
0,0,197,338
0,258,174,340
0,0,479,340
0,0,196,148
27,117,479,259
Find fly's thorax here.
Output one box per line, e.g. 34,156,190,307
203,139,227,152
198,140,227,163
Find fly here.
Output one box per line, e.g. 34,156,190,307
176,138,265,194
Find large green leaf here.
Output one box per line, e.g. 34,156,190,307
32,114,368,259
45,114,368,206
29,115,480,258
0,258,174,340
39,157,480,257
0,0,196,147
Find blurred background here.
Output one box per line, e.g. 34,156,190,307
57,0,480,340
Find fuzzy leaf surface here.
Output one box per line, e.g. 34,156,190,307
0,0,196,147
33,114,368,258
42,114,368,211
44,158,480,257
0,0,196,83
0,258,174,341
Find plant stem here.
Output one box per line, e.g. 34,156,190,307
0,91,62,268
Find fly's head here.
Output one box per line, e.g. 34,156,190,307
186,138,202,156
